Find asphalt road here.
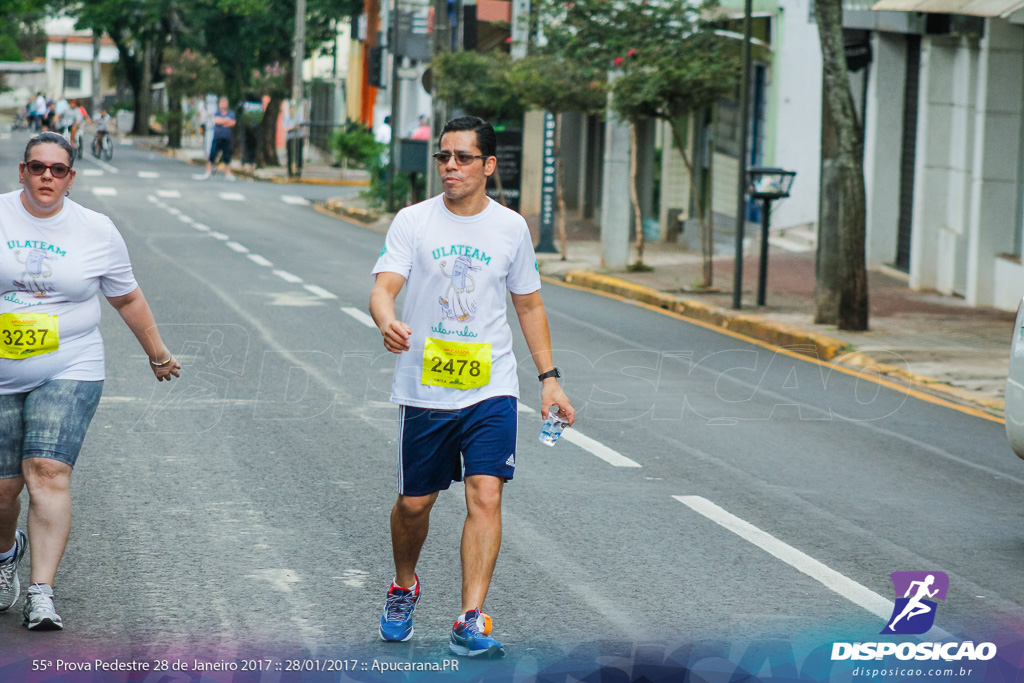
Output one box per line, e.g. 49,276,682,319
0,130,1021,680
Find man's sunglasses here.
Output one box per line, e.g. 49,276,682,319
432,152,490,166
24,161,72,178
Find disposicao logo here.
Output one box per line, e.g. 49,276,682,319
831,571,997,663
882,571,948,635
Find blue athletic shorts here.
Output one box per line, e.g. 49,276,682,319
0,380,104,478
397,395,518,496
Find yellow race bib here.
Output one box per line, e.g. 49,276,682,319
0,312,59,359
422,337,491,389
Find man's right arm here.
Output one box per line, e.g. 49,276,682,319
370,272,411,354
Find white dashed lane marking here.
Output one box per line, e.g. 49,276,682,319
81,169,103,177
226,242,249,253
219,192,245,201
209,232,229,241
138,171,159,179
517,405,641,467
281,195,310,206
248,254,273,267
157,190,181,198
340,307,376,328
91,187,117,196
303,285,337,299
273,270,303,284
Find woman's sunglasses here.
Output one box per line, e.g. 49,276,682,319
24,161,72,178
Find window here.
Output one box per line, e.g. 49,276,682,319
64,69,81,90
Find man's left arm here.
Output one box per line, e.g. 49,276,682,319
512,290,575,426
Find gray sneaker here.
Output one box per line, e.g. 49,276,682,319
22,583,62,631
0,530,27,611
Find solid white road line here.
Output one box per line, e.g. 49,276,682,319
281,195,310,205
220,192,245,201
341,306,376,328
226,241,249,253
561,430,642,467
157,190,181,198
273,270,303,283
674,495,893,620
91,187,117,196
303,284,337,299
516,404,641,467
248,254,273,267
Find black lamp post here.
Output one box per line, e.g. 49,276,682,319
748,167,796,306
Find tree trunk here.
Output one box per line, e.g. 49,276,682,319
257,96,283,168
133,42,153,135
815,0,869,330
669,117,713,287
554,112,569,260
167,93,183,149
629,121,645,266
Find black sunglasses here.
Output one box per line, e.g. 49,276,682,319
432,152,490,166
25,161,72,178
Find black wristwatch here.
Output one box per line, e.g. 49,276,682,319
538,368,561,382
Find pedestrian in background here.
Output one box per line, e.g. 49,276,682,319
0,132,181,631
202,96,237,181
369,115,574,658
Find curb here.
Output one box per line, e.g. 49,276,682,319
563,270,851,361
560,270,1005,418
140,142,370,186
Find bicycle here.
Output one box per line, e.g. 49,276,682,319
60,125,84,159
92,131,113,161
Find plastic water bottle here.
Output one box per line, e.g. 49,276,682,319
538,405,569,446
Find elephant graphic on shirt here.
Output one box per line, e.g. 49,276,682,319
12,249,57,296
438,256,480,323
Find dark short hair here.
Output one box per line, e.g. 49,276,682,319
438,116,496,158
24,132,74,168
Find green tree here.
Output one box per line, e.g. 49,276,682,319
189,0,356,167
70,0,181,134
610,32,739,280
162,47,223,148
507,53,605,259
536,0,735,277
814,0,868,329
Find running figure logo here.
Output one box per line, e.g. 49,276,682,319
881,571,949,635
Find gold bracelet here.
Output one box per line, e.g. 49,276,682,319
150,357,172,367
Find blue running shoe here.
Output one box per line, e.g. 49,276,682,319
378,577,420,642
449,609,505,658
0,530,27,612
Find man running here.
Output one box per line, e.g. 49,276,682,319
369,115,574,658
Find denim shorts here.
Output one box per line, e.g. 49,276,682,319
0,380,104,478
397,395,518,497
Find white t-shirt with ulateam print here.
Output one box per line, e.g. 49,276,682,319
0,191,138,394
371,194,541,410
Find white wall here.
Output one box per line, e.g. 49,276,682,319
768,0,823,231
863,32,907,268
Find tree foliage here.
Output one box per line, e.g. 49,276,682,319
432,50,525,123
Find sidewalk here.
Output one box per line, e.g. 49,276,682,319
537,240,1014,418
141,136,370,186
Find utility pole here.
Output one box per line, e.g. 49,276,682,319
731,0,753,309
293,0,306,104
427,0,453,197
91,33,101,117
387,0,401,211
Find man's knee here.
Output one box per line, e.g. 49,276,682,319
394,493,437,520
466,477,503,516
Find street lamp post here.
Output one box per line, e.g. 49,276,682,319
748,167,796,306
